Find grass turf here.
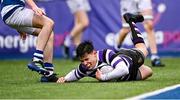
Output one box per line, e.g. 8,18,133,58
0,58,180,99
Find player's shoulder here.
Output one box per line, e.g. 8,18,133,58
97,49,115,54
78,63,89,73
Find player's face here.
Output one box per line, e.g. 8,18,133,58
80,50,97,70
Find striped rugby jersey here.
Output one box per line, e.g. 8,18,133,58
1,0,25,8
65,49,133,81
1,0,25,22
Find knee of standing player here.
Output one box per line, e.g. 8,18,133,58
44,18,54,29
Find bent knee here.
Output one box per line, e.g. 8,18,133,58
44,17,54,28
140,65,153,80
144,67,153,79
81,19,89,28
147,67,153,77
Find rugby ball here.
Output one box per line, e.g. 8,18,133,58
99,63,114,74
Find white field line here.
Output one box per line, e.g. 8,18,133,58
127,84,180,100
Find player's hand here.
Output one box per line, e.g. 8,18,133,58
18,31,27,40
57,77,66,83
95,69,103,80
32,7,46,16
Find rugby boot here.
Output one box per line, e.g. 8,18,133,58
151,58,165,67
27,60,50,75
123,13,144,23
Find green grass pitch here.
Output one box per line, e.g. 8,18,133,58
0,58,180,99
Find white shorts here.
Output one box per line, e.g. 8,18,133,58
120,0,153,27
4,7,36,34
66,0,91,14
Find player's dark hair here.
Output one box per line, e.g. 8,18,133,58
76,41,94,58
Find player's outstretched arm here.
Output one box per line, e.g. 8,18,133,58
57,77,66,83
57,69,83,83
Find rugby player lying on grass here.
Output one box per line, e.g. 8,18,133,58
57,13,153,83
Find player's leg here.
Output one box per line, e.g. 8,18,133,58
71,0,91,43
142,13,164,66
41,32,58,82
64,10,89,59
115,18,130,51
64,0,90,58
64,11,89,47
73,11,89,59
121,13,153,81
73,30,82,47
115,0,138,51
71,10,89,46
3,7,53,75
43,32,54,73
3,6,56,77
69,0,90,46
116,11,147,50
32,28,55,75
26,11,55,75
19,28,54,68
140,0,156,55
140,0,164,66
19,27,57,82
33,28,57,81
32,13,54,51
123,13,148,57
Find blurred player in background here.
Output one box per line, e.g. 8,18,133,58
0,0,58,82
57,13,153,83
64,0,91,59
115,0,165,67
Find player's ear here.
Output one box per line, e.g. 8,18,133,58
93,50,97,54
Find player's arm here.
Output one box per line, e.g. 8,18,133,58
57,65,86,83
25,0,45,16
96,59,129,81
57,69,79,83
96,50,129,81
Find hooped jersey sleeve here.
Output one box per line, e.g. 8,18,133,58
64,64,87,82
97,49,130,81
97,49,131,68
